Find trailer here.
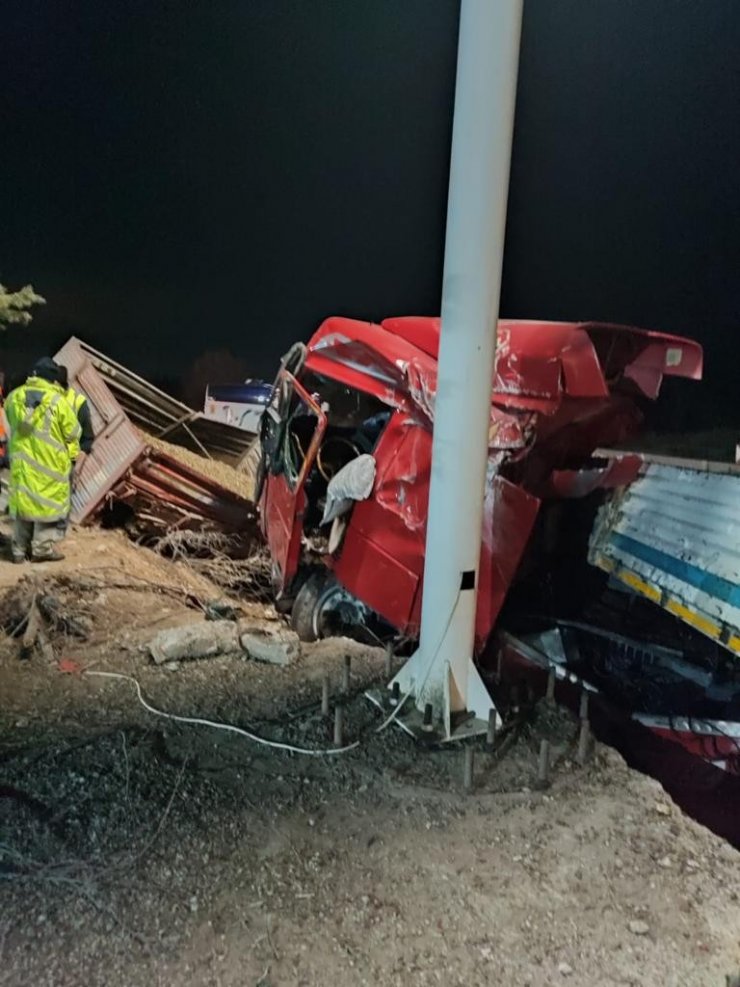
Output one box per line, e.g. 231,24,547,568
589,451,740,657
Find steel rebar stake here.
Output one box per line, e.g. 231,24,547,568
485,707,496,751
463,746,475,791
334,703,344,747
546,667,556,705
321,675,330,717
537,739,551,788
577,719,591,765
342,655,351,693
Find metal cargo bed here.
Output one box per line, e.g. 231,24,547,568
589,451,740,657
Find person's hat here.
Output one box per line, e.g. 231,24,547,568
32,357,63,384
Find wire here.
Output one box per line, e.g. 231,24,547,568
373,688,413,733
85,586,465,753
84,670,360,757
372,588,463,735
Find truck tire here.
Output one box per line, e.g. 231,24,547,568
290,573,328,642
239,440,263,503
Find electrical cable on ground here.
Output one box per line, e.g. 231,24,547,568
85,587,463,756
85,670,362,757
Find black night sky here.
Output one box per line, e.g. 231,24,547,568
3,1,740,424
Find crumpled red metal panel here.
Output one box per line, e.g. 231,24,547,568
543,454,643,499
372,415,432,538
379,317,439,358
307,323,548,451
309,316,703,417
332,411,430,630
333,523,423,634
51,341,147,523
384,317,609,400
475,473,541,649
306,318,423,411
258,371,328,591
99,449,256,539
380,317,573,405
585,325,703,388
130,451,254,528
331,411,540,646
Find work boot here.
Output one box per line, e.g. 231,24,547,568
11,556,26,565
31,550,65,563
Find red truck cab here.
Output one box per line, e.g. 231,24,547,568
257,316,702,648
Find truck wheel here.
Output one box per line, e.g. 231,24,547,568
240,440,263,503
290,573,366,642
290,573,328,642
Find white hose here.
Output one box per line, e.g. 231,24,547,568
85,670,361,756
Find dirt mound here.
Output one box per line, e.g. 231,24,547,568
2,689,739,987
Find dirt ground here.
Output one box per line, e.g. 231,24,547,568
2,528,740,986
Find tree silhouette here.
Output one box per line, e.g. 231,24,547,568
0,284,45,329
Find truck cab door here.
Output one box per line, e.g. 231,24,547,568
258,371,327,595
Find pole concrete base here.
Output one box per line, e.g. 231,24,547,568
403,654,500,742
366,649,501,743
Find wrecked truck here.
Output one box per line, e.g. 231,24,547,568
256,316,702,646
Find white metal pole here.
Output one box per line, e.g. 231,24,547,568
392,0,523,737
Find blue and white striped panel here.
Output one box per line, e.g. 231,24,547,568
589,462,740,651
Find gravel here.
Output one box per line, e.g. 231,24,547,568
2,532,740,986
141,431,257,501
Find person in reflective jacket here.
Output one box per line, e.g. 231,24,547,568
5,358,81,563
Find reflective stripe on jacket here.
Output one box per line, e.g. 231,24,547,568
5,376,81,522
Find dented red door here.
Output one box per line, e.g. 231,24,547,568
259,374,327,593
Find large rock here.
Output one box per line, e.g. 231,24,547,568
148,619,301,667
149,621,242,664
238,625,301,666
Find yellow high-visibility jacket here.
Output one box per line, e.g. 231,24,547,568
5,376,81,522
66,387,86,415
65,386,87,461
